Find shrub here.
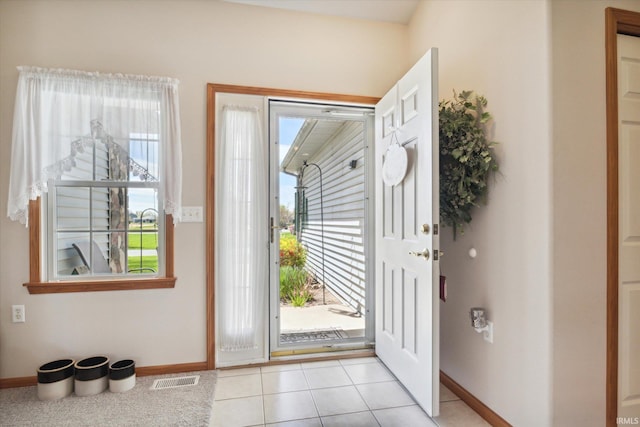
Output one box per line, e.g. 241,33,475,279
279,235,306,267
279,266,313,306
288,288,313,307
279,266,306,297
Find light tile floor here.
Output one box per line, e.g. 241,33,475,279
210,357,490,427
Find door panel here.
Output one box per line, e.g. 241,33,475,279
618,33,640,419
375,48,439,416
402,139,418,240
402,269,418,354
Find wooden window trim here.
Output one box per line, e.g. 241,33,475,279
24,199,176,294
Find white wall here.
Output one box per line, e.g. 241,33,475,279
408,2,553,426
410,1,640,426
551,1,640,426
0,0,408,378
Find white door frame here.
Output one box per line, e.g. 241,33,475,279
268,100,376,356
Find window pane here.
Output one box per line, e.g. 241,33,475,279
91,187,110,231
57,232,90,276
129,136,159,182
128,188,159,222
127,188,159,274
127,231,158,273
107,187,127,231
127,228,158,274
56,232,131,276
57,137,160,183
100,232,126,275
56,187,90,230
107,140,132,182
58,144,101,181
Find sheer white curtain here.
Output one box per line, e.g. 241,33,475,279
216,106,267,352
7,66,182,225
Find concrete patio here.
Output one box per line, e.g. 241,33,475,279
280,303,365,339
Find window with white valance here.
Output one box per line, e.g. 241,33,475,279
7,66,182,292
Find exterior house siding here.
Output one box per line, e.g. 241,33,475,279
299,121,367,315
55,143,110,275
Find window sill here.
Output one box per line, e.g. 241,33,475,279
23,277,176,294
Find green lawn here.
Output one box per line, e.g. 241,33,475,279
128,224,158,272
128,232,158,250
128,255,158,273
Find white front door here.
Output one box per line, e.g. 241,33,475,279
617,33,640,420
374,49,440,416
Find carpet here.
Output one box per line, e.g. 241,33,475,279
280,328,347,344
0,370,216,427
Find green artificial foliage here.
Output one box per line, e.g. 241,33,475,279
439,90,498,238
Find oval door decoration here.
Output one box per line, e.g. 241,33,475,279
382,142,408,186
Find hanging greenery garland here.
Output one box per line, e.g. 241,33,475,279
439,90,498,238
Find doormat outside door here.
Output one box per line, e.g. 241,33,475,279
280,328,347,344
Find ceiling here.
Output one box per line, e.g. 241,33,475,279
222,0,420,24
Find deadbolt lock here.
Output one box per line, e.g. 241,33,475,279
421,224,430,234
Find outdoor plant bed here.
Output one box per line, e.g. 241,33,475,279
280,282,341,307
279,234,342,307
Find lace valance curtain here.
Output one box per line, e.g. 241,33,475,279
7,66,183,226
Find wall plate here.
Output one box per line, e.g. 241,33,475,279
182,206,203,223
483,321,493,343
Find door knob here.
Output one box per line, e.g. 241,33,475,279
409,249,430,260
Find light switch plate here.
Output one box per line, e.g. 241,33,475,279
182,206,203,223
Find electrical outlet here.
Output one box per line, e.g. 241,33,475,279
12,305,25,323
483,321,493,343
181,206,203,223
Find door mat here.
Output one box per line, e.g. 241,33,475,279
280,328,347,344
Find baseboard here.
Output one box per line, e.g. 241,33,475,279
136,361,208,377
0,376,37,389
440,371,512,427
0,361,209,389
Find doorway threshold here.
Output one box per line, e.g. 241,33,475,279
270,346,374,361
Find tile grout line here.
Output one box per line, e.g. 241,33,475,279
348,366,383,427
260,369,266,427
301,366,323,425
216,362,472,427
